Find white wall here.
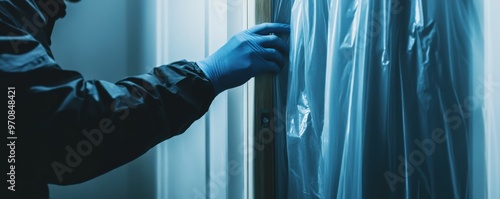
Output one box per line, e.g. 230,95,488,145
155,0,251,199
51,0,127,82
154,1,208,198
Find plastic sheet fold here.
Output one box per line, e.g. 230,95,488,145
276,0,484,198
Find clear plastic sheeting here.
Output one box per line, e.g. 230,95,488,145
280,0,485,198
271,1,294,199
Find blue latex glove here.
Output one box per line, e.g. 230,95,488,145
197,23,290,95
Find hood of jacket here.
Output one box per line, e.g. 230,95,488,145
0,0,67,57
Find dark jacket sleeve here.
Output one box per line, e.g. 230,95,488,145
1,37,215,198
31,60,215,184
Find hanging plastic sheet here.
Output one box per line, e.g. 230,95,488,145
271,1,294,198
279,0,485,198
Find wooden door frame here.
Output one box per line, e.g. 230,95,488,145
253,0,276,198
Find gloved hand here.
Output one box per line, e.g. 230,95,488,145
197,23,290,95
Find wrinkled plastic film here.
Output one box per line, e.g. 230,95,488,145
280,0,484,198
285,0,330,198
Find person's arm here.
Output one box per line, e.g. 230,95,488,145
6,59,215,185
1,48,216,199
2,22,289,193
